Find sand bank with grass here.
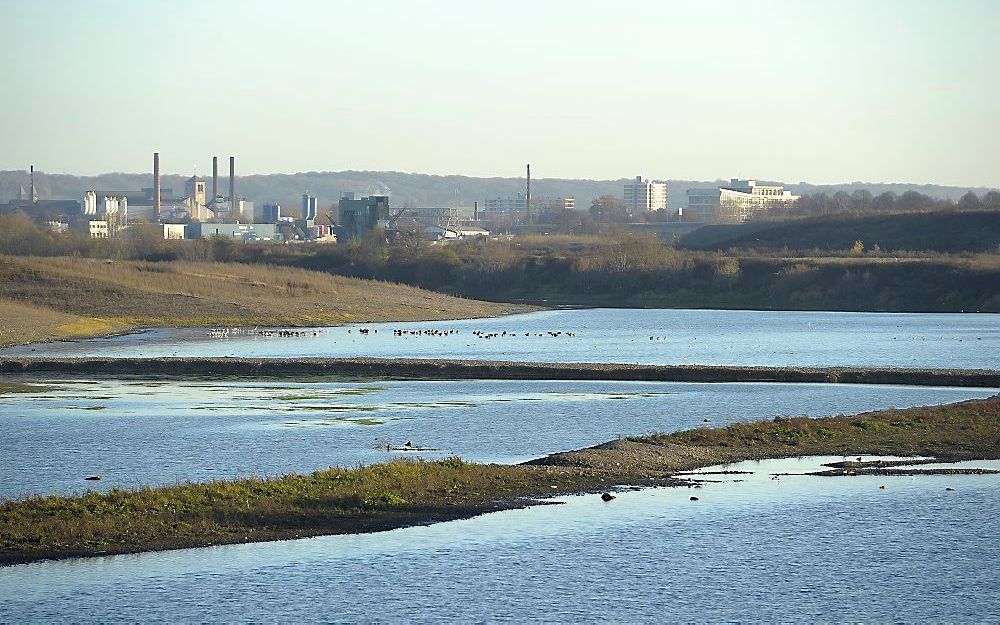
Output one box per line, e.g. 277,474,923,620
2,393,997,566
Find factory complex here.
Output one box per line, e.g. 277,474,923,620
2,154,804,248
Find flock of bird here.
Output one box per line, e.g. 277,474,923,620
207,327,321,339
471,330,577,340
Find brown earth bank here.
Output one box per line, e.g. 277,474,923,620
1,357,999,388
0,255,529,348
2,394,998,567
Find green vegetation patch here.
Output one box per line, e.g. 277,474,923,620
0,457,616,565
0,382,59,395
635,396,1000,462
282,417,386,427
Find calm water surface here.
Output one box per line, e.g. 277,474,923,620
1,378,994,499
2,457,998,622
4,308,999,369
3,307,998,621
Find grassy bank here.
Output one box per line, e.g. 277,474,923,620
2,394,998,566
0,459,652,566
0,255,528,347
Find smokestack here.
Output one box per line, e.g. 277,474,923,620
229,156,236,215
153,153,160,221
30,165,35,204
474,200,478,221
526,163,531,225
212,156,218,201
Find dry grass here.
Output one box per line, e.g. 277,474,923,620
0,255,527,346
0,299,127,347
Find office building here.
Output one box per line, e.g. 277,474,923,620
624,176,668,212
483,194,527,214
686,179,800,223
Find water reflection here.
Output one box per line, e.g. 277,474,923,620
5,308,1000,369
2,457,998,622
1,378,994,499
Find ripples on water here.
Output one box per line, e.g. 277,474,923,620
4,308,1000,369
3,307,999,620
1,378,995,499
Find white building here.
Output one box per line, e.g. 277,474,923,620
162,223,186,240
82,191,128,236
484,194,527,214
624,176,668,212
686,179,800,223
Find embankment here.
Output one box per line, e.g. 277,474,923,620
2,357,999,388
0,255,529,347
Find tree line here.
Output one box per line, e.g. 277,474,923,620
770,189,1000,220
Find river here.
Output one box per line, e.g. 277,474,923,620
2,307,999,621
1,377,995,499
3,308,999,369
2,457,998,621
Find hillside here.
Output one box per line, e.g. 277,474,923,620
2,169,993,215
0,256,526,347
678,210,1000,253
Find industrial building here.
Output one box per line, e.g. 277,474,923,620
260,202,281,224
337,193,391,240
301,193,318,221
686,179,800,223
82,191,128,237
184,222,278,241
624,176,668,212
2,166,80,221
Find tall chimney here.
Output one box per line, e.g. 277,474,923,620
474,200,478,221
526,163,531,225
212,156,218,201
229,156,236,214
153,152,161,221
30,165,35,204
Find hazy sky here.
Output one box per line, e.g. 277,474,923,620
1,0,998,186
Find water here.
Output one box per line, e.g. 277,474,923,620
2,377,994,499
3,457,998,622
3,307,998,620
4,308,1000,369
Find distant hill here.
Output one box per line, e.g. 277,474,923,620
678,210,1000,254
0,169,993,214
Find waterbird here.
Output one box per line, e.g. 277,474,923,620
601,492,615,502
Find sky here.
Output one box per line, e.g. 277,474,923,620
1,0,998,186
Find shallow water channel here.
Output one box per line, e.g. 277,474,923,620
0,377,995,498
